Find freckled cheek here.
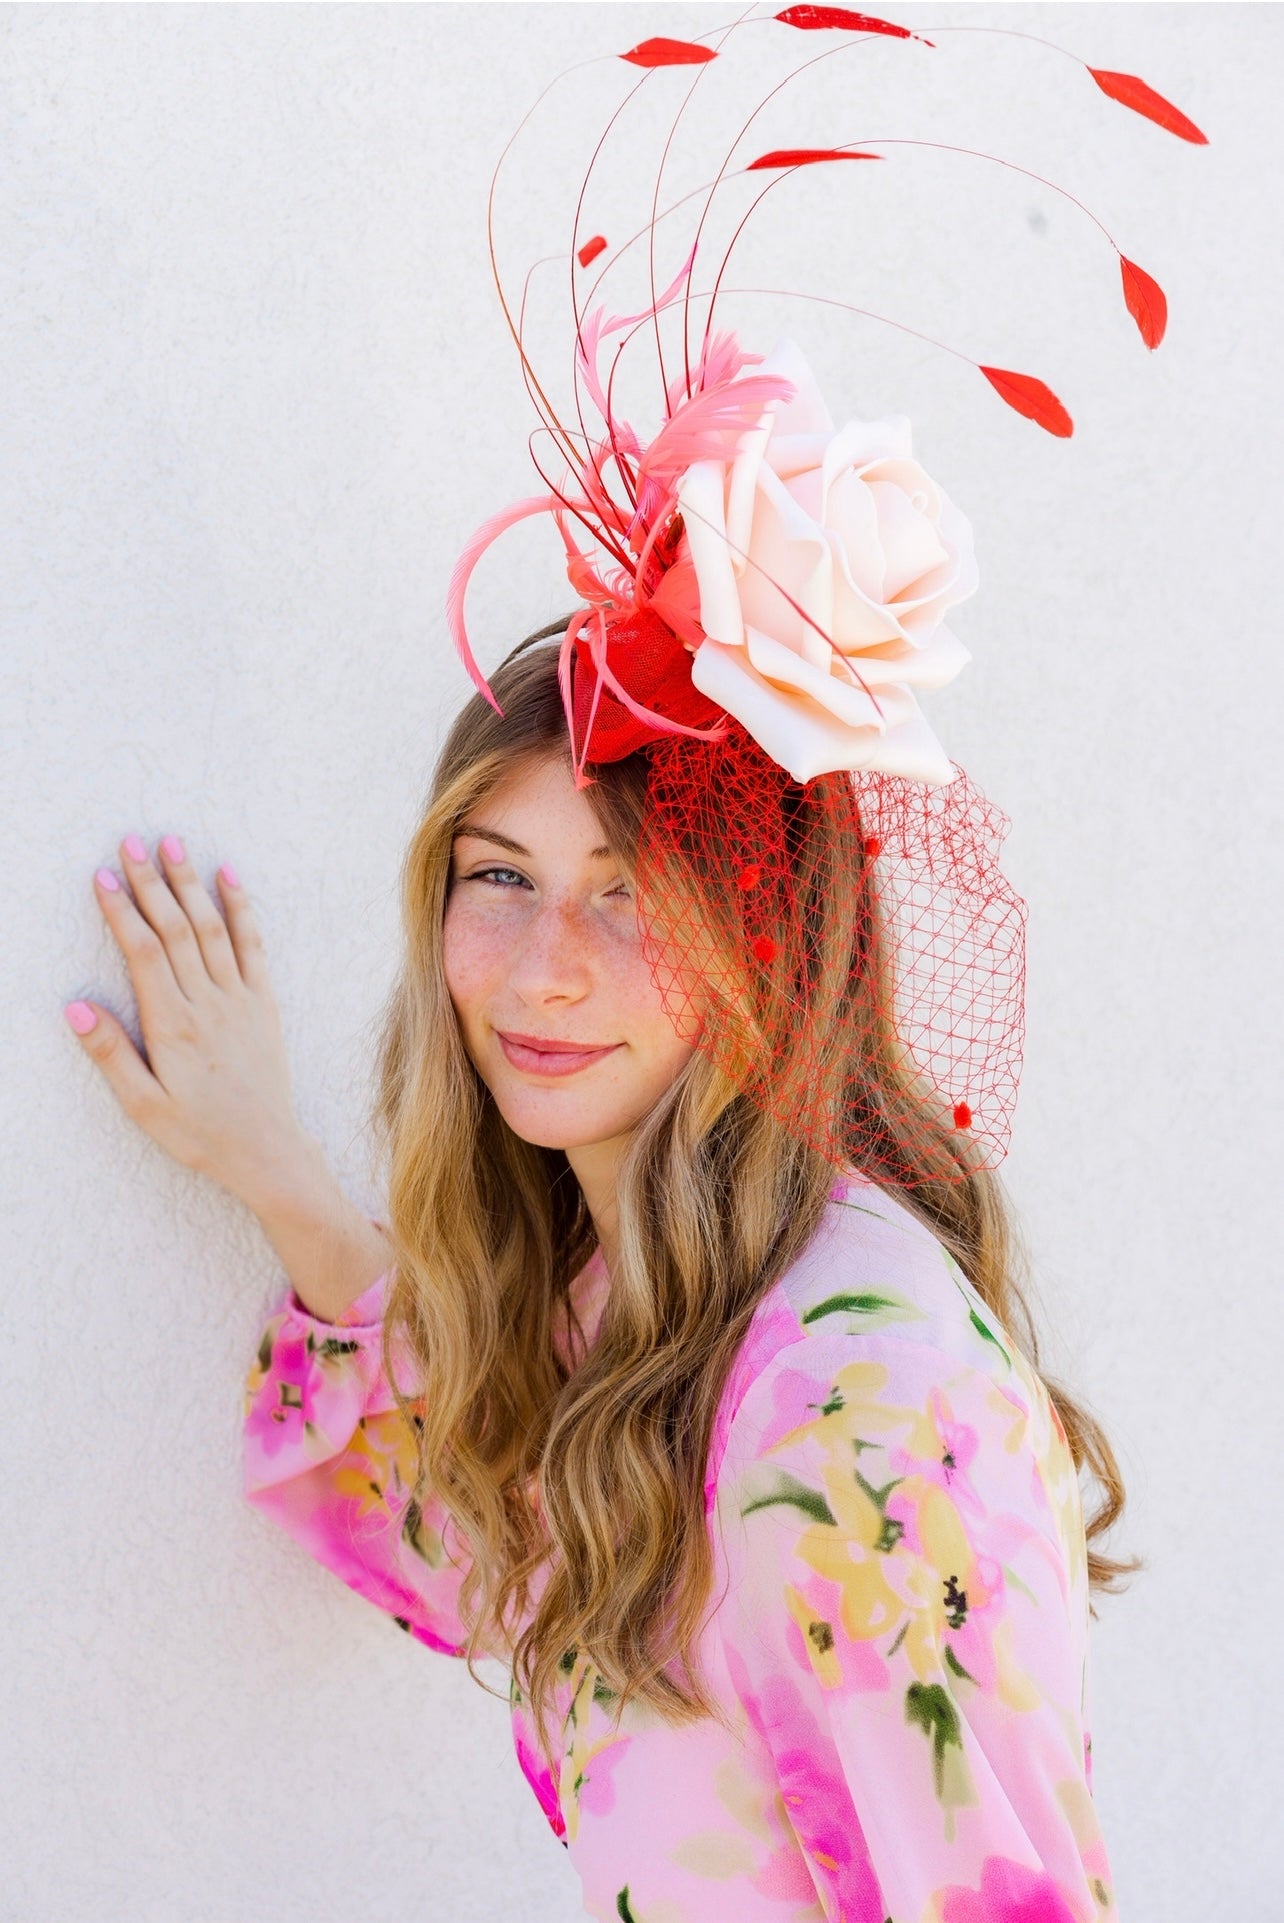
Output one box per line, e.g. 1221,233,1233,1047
441,904,516,1027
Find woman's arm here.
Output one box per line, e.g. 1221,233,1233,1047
243,1267,476,1660
246,1133,395,1322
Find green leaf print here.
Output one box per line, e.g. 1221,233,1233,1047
943,1644,977,1686
831,1197,892,1222
316,1336,362,1359
852,1464,906,1553
616,1889,638,1923
801,1288,926,1330
402,1499,447,1568
940,1249,1013,1369
905,1682,964,1802
256,1326,275,1375
968,1306,1012,1368
741,1472,836,1528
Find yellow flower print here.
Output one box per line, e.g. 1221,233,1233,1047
784,1582,844,1689
557,1654,631,1848
331,1420,403,1528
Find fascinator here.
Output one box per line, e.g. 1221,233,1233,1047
445,7,1207,1189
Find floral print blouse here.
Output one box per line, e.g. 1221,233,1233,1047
243,1170,1116,1922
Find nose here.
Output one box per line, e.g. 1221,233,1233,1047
505,893,599,1005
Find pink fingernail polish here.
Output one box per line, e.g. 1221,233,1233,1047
219,862,240,889
161,834,185,864
95,867,120,892
64,1001,98,1034
124,834,147,863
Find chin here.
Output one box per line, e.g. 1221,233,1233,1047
491,1090,630,1152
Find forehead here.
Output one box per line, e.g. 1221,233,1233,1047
454,754,613,860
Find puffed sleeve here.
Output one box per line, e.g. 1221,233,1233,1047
242,1265,473,1658
711,1328,1117,1922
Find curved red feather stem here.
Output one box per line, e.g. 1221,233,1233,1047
568,65,657,523
518,254,634,572
1088,66,1208,144
684,33,923,392
524,432,634,574
485,57,612,499
642,7,757,424
1119,254,1167,349
736,132,1162,359
977,365,1073,437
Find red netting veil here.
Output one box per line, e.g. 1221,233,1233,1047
444,7,1207,1190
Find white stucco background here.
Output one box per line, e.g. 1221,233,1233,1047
3,2,1278,1917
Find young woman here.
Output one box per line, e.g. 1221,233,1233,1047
63,18,1205,1914
66,626,1134,1923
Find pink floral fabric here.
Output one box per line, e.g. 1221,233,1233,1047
244,1174,1116,1922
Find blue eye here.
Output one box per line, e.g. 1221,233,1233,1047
463,867,632,900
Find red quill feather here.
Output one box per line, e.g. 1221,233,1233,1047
978,365,1074,438
577,235,607,270
747,147,884,170
620,37,717,68
774,6,934,47
1119,254,1167,349
1088,67,1208,144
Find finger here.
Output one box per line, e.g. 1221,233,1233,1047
214,861,273,994
93,862,190,1022
118,834,210,1001
62,998,175,1140
154,833,242,993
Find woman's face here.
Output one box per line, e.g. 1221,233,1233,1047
443,752,697,1154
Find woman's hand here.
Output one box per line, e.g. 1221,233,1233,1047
65,833,314,1211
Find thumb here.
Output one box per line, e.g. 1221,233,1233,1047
63,999,167,1125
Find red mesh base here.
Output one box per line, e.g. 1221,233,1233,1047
627,722,1027,1189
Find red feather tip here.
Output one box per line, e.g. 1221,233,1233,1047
620,37,717,68
978,365,1074,439
1088,67,1208,144
774,6,934,48
577,235,607,270
1119,254,1167,350
748,147,884,170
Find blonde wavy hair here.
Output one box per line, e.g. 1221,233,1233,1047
370,618,1141,1759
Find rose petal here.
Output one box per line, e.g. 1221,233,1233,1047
820,471,893,622
754,338,836,437
765,431,840,482
865,478,949,602
735,461,831,661
744,623,891,728
690,635,957,784
834,623,972,690
723,387,778,564
678,460,744,647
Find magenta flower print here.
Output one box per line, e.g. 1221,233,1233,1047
939,1853,1083,1923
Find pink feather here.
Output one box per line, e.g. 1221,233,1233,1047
447,494,556,711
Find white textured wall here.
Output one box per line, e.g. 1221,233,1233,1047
5,3,1278,1917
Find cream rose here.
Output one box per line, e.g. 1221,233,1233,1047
677,337,978,786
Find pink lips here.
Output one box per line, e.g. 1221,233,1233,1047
496,1030,622,1078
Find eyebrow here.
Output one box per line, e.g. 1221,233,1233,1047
454,821,614,862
